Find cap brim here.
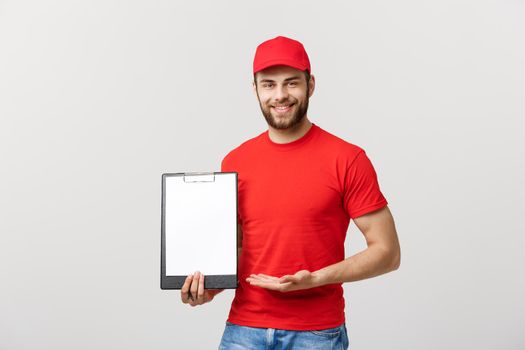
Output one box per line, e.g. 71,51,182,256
253,58,309,74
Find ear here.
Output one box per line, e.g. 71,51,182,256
252,80,258,97
308,74,315,98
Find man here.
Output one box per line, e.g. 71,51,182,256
180,36,401,349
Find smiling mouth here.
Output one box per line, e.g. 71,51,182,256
272,104,294,113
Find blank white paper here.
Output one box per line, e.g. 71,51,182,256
164,172,237,276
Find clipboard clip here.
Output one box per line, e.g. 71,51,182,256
183,172,216,183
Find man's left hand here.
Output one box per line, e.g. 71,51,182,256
246,270,322,292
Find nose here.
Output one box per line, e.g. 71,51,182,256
273,85,289,102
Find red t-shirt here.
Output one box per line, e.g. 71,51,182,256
220,122,388,330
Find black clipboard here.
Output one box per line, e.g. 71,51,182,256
160,172,238,289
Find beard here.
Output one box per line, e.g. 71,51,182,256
256,90,309,130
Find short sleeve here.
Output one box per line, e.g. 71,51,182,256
343,150,388,219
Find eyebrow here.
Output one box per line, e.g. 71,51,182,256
259,76,302,83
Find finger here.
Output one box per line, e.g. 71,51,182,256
277,282,295,292
190,271,200,301
279,275,298,283
197,272,205,304
248,276,278,285
256,274,280,281
249,274,279,283
295,270,312,281
247,276,271,284
247,280,278,289
181,275,193,303
249,280,293,291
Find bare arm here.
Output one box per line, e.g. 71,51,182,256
313,205,401,285
246,206,400,291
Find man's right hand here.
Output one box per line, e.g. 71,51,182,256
181,271,224,307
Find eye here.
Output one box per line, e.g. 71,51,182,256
262,83,274,88
288,81,298,87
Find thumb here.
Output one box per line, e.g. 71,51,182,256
279,275,294,283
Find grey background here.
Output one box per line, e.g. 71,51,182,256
1,0,524,349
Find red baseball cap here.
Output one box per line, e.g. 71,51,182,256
253,36,311,74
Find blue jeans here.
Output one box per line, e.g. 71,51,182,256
218,321,349,350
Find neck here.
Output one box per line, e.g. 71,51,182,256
267,117,312,144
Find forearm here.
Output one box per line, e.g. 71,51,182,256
313,244,399,286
